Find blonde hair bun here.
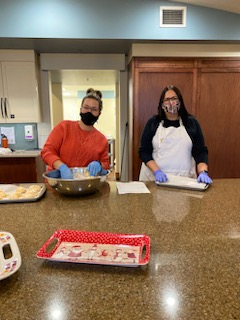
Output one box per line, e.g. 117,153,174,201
86,88,102,99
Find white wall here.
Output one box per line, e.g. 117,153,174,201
62,85,116,139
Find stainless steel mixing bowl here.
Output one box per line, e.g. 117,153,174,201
43,167,103,196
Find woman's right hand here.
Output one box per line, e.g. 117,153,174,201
154,169,168,183
59,164,73,179
47,170,60,178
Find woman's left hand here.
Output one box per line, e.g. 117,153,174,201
197,171,213,184
100,169,109,176
87,161,102,176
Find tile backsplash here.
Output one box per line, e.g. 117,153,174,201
0,123,38,150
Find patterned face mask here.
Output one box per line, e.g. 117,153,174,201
162,97,181,114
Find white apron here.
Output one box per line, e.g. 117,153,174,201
139,120,197,181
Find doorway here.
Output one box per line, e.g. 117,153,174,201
40,53,128,180
50,69,118,178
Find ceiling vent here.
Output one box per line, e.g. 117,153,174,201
160,6,187,28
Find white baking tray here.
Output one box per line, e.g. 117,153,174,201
156,174,210,191
0,183,46,204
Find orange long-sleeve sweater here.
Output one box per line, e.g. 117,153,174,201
41,120,110,170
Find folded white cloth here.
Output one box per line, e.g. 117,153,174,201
0,147,12,154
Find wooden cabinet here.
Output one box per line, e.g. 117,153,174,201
0,155,45,183
0,50,41,123
196,59,240,179
129,57,240,180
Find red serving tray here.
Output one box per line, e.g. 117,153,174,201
36,229,150,267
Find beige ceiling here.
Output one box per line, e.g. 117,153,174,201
168,0,240,14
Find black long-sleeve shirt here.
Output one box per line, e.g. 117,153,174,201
139,115,208,165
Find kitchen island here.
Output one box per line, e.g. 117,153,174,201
0,150,45,183
0,180,239,320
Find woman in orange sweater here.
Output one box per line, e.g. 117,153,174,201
41,88,110,179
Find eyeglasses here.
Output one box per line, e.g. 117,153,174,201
82,106,100,113
163,96,179,103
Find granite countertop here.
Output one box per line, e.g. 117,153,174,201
0,179,239,319
0,150,41,157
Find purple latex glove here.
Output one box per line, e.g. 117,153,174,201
87,161,102,176
197,171,213,184
154,169,168,183
59,164,73,179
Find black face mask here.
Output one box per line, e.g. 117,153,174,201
80,112,99,126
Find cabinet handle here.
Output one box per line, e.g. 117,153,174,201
0,98,4,118
4,98,8,118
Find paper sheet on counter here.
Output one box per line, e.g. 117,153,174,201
116,182,150,194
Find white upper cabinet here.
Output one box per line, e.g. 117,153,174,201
0,50,41,123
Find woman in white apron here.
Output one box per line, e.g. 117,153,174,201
139,85,212,184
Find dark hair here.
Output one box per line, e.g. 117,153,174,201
157,85,190,125
81,88,103,111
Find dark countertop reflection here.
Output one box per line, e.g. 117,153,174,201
0,180,239,320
